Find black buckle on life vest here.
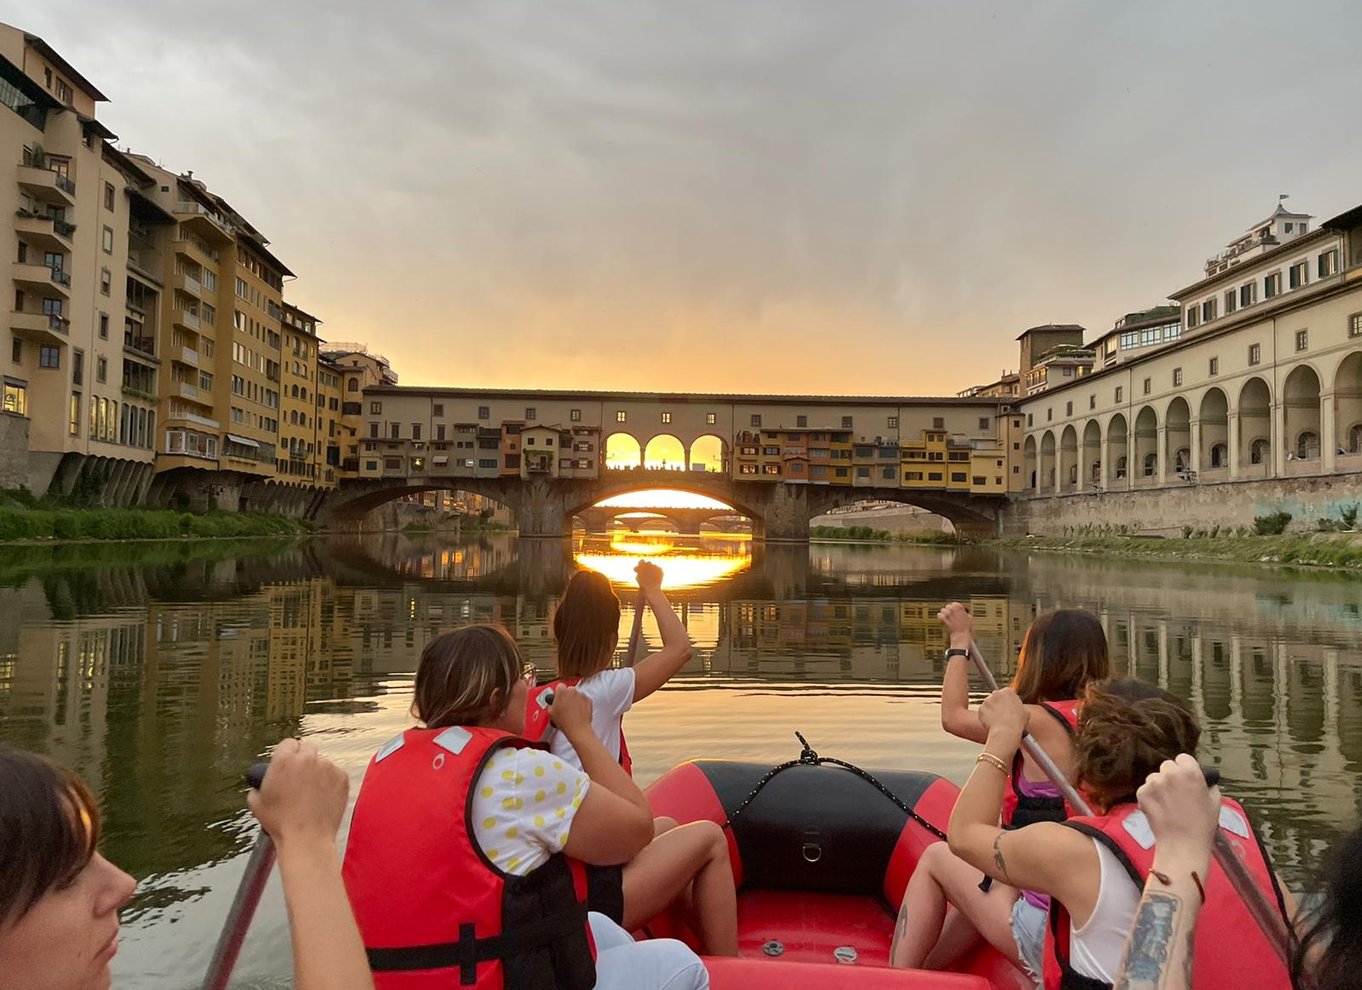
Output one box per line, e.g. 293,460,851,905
365,900,589,984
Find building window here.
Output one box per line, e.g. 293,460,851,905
842,416,853,429
1185,306,1199,329
97,313,108,339
1201,298,1216,323
1295,329,1308,352
1115,386,1123,403
2,380,27,415
390,423,401,439
1172,368,1182,387
1208,357,1219,376
1240,282,1257,308
1026,413,1033,427
1264,272,1282,298
479,405,490,420
102,226,114,253
103,182,116,211
370,401,382,414
1350,313,1362,338
796,414,808,428
616,410,627,423
660,411,671,424
1062,401,1071,416
1224,289,1237,315
72,349,84,385
525,407,536,421
1142,377,1151,395
69,393,80,435
1320,250,1339,278
570,408,581,421
369,423,379,439
1289,261,1309,290
1046,408,1052,421
39,346,60,369
96,356,107,383
750,414,762,427
432,403,444,417
887,415,898,429
978,417,990,430
1088,395,1096,410
1248,343,1262,366
100,269,111,295
932,416,945,429
706,413,717,425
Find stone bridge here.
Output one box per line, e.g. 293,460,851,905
574,505,749,535
314,468,1007,541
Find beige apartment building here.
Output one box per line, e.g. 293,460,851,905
1015,202,1362,494
2,25,162,499
280,303,335,488
321,344,398,478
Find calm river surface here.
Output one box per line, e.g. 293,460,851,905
2,532,1360,988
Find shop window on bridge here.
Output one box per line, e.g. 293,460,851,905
364,460,377,471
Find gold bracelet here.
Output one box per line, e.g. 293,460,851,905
975,752,1008,774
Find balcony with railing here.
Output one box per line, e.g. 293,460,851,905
17,162,77,207
173,270,202,297
172,307,201,332
12,261,71,299
172,201,234,241
14,209,74,251
10,309,69,344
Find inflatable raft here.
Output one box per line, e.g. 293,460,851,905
643,750,1034,990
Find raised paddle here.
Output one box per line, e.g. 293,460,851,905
964,641,1297,973
624,585,647,666
201,762,275,990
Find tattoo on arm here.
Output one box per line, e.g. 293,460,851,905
1114,891,1184,990
891,901,909,957
992,832,1013,885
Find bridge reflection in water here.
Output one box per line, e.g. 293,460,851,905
0,534,1358,988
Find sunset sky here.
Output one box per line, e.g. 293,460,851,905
25,1,1362,395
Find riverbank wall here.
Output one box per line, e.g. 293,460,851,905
1003,472,1362,538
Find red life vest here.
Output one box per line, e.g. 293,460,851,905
1042,797,1291,990
525,678,633,776
342,725,596,990
1001,700,1080,828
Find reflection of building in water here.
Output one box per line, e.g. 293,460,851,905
384,540,521,582
711,595,1032,683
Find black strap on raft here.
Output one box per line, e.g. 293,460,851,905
722,731,948,842
365,900,588,981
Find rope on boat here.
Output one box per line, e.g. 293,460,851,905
722,731,948,842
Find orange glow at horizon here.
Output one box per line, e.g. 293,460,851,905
574,548,751,591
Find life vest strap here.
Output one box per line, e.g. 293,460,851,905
365,899,589,980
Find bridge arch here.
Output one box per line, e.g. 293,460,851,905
604,431,644,470
688,434,727,473
643,433,687,470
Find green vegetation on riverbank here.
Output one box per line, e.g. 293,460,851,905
0,536,300,587
810,525,958,545
999,532,1362,569
0,493,313,544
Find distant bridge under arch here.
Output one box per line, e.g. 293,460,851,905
314,468,1006,541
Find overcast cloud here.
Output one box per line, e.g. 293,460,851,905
15,0,1362,393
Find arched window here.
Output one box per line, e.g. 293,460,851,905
1143,453,1157,477
1115,455,1128,480
1350,423,1362,454
1068,464,1078,484
1210,443,1227,468
1175,448,1191,474
1296,431,1320,459
291,384,300,399
1091,461,1101,481
347,379,358,392
1250,438,1270,465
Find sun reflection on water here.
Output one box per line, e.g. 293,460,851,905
573,534,752,591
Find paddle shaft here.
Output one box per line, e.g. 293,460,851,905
201,764,275,990
625,588,646,666
965,642,1296,971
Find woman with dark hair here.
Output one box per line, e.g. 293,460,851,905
341,623,712,990
948,678,1295,990
0,738,373,990
527,563,739,957
891,604,1110,976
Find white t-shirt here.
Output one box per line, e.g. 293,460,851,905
547,668,636,771
469,746,591,876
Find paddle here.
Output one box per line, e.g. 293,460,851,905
965,641,1296,971
624,586,646,666
201,762,275,990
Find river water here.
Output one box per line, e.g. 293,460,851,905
1,531,1359,988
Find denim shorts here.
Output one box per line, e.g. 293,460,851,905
1010,896,1047,984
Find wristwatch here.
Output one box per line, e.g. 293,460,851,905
944,648,970,659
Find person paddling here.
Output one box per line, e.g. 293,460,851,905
948,678,1296,990
892,604,1109,979
341,623,712,989
525,563,739,957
